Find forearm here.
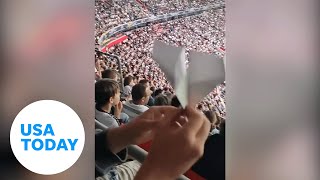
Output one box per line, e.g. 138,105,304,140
107,126,131,154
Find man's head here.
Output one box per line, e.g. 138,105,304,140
139,79,149,86
154,94,169,106
101,69,118,81
95,79,120,108
131,83,150,105
139,79,152,97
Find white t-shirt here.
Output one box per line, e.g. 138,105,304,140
123,85,132,96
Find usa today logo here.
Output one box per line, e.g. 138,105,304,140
10,100,85,175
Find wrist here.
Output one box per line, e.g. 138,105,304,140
114,110,121,119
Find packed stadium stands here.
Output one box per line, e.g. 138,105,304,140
95,0,225,179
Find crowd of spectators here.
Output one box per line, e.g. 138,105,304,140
95,0,225,43
142,0,225,15
95,0,150,43
96,7,226,117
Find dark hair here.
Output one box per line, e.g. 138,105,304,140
153,89,163,97
131,83,147,102
150,86,155,92
139,79,149,86
171,95,181,108
154,95,169,106
95,79,120,107
102,69,118,79
124,75,133,86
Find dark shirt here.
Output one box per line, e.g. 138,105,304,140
192,134,225,180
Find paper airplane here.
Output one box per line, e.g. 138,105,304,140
188,51,225,107
152,40,225,108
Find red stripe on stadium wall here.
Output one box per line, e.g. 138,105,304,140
99,35,128,53
107,35,128,48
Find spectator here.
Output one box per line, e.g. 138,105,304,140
102,69,119,81
122,83,150,120
153,88,163,97
139,79,154,106
123,75,135,97
163,91,173,102
95,79,123,128
154,94,169,106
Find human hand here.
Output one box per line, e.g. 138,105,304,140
114,101,123,119
123,106,181,145
108,106,181,154
135,106,210,180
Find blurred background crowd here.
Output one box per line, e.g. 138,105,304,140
95,0,226,118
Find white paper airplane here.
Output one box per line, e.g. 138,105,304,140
152,40,225,108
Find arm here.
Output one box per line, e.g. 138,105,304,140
95,130,128,175
135,106,210,180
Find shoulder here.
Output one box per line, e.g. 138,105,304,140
140,105,149,112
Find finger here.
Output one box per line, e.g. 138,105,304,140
183,106,205,134
174,115,189,127
141,106,180,121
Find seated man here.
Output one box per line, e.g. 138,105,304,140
95,79,125,128
154,94,170,106
122,83,150,120
139,79,154,106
